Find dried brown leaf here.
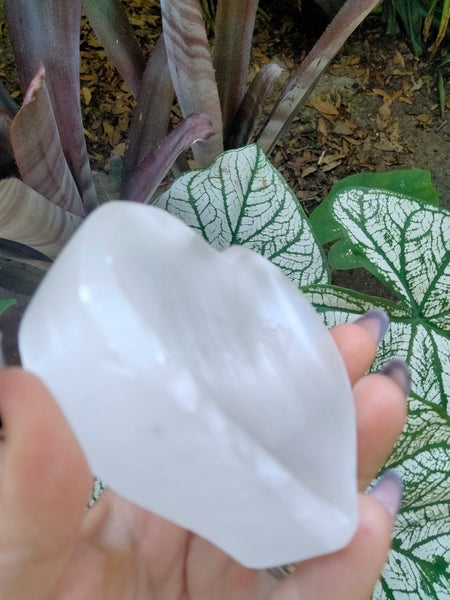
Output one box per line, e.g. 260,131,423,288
321,160,342,172
81,86,92,105
309,98,339,115
392,51,405,67
416,114,432,125
301,165,317,177
317,117,328,137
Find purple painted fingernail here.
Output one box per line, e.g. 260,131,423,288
354,309,389,345
369,470,403,519
380,359,411,396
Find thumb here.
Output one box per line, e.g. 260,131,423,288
272,471,402,600
0,368,92,598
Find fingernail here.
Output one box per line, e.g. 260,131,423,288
379,359,411,396
369,470,403,519
354,309,389,345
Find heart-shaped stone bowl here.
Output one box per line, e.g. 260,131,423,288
19,201,357,569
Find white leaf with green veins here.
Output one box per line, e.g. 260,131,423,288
155,144,328,287
160,154,450,597
374,400,450,599
307,175,450,599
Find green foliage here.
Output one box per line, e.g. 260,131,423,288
157,145,450,598
382,0,427,55
312,0,450,55
199,0,217,30
383,0,450,55
0,298,15,316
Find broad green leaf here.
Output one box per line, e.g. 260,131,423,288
83,0,146,97
328,170,439,209
257,0,380,154
10,66,84,216
122,113,214,204
305,173,450,598
0,178,82,259
160,0,223,167
4,0,98,213
212,0,258,137
155,145,328,287
310,183,449,313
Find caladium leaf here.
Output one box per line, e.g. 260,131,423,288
0,178,82,259
155,144,328,287
322,169,440,210
83,0,146,97
122,113,214,204
4,0,97,213
122,35,174,183
305,172,450,598
372,397,450,599
311,169,440,252
10,66,84,216
303,284,404,327
212,0,258,137
310,181,450,328
257,0,380,154
226,63,283,150
160,0,223,167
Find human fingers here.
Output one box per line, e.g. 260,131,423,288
330,309,389,384
271,472,402,600
330,311,408,490
0,368,92,598
354,361,409,491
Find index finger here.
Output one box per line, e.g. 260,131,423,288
330,310,389,385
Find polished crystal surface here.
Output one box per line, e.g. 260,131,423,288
19,201,357,568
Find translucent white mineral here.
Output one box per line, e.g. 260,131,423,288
19,201,357,568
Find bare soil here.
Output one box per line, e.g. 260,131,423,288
258,6,450,213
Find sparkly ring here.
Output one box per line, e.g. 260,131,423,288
87,476,105,508
267,564,297,580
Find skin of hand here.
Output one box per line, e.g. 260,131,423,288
0,320,407,600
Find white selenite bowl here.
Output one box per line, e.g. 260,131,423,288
19,201,357,568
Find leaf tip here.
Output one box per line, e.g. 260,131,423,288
23,64,46,106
